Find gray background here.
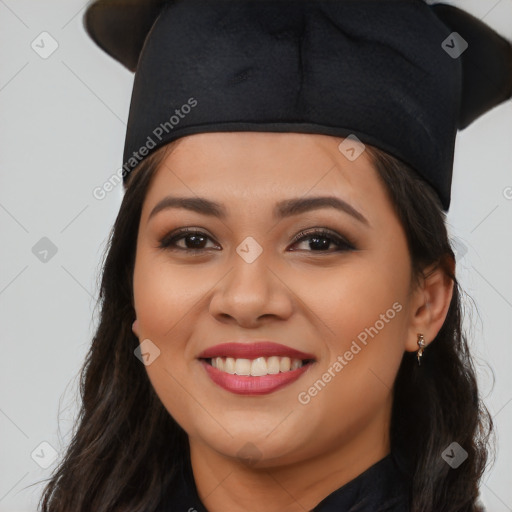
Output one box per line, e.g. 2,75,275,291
1,1,511,510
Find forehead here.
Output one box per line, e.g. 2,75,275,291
143,132,388,221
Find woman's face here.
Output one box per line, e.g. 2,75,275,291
132,132,421,467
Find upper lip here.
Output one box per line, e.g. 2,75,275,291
197,342,316,361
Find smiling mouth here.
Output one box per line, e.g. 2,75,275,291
200,356,315,376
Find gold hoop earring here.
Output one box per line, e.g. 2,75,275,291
417,333,426,366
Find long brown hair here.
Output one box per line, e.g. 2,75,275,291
36,140,495,512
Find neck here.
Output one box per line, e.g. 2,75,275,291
188,405,392,512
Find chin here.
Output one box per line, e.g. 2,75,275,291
195,427,306,468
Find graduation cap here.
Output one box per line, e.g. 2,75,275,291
84,0,512,211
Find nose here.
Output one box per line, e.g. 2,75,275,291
208,250,294,328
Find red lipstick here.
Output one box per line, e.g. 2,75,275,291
197,341,315,360
197,341,316,395
200,360,313,395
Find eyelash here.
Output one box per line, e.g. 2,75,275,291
158,227,356,254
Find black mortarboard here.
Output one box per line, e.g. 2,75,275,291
84,0,512,211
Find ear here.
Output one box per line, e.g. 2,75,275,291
132,319,140,338
405,255,455,352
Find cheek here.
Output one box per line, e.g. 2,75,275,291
296,247,411,390
294,272,408,441
132,253,205,431
132,248,205,342
297,261,408,347
131,256,193,416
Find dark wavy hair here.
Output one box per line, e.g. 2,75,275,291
36,140,495,512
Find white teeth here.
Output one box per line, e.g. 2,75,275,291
234,358,251,376
210,356,306,376
280,356,291,372
224,357,236,374
266,356,281,374
250,357,268,376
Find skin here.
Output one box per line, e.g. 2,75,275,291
131,132,454,512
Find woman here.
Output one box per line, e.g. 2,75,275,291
38,0,511,510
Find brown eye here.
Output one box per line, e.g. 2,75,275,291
159,229,219,252
289,228,356,253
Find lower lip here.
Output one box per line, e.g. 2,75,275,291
200,359,314,395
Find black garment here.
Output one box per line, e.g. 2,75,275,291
157,451,411,512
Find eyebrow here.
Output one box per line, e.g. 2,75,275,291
147,195,370,226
